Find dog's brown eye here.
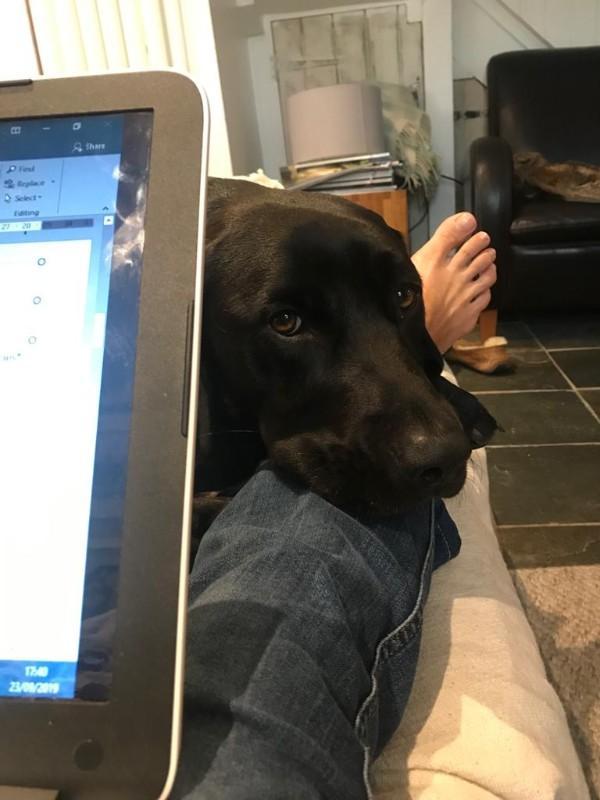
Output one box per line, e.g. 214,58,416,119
397,287,417,310
270,310,302,336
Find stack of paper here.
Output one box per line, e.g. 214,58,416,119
282,152,403,193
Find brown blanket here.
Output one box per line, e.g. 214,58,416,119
514,151,600,203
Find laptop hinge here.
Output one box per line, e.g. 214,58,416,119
0,789,58,799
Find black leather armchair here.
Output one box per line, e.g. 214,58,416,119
471,47,600,315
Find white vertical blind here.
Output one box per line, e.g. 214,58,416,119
24,0,234,175
162,0,189,71
28,0,190,75
54,0,88,72
96,0,129,69
74,0,109,71
179,0,234,175
28,0,68,74
139,0,171,66
116,0,148,67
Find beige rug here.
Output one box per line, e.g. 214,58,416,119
511,566,600,800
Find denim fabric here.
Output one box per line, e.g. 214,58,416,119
172,467,460,800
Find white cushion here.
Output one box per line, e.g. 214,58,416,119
371,445,589,799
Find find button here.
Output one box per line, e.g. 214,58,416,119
73,738,104,771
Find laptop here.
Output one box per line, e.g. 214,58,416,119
0,71,208,799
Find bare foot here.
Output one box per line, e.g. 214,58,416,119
411,212,497,353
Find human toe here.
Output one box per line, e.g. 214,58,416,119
464,248,496,279
427,212,477,258
471,288,492,314
467,263,497,300
452,231,492,270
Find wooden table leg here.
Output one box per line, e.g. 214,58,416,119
479,308,498,343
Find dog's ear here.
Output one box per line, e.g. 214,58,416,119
398,288,445,379
205,199,230,255
431,375,498,448
195,363,266,492
197,182,267,492
421,327,444,378
204,177,248,253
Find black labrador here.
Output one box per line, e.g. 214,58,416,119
193,178,496,540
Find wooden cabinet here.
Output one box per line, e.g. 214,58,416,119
341,189,410,246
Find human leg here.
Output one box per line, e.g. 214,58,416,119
172,467,459,799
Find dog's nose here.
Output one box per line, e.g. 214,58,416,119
405,430,470,492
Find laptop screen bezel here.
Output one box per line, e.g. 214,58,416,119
0,71,207,800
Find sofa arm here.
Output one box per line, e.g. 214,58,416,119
371,369,590,799
470,136,514,308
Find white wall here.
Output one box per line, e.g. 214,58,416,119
182,0,233,177
210,1,263,174
452,0,547,83
421,0,455,232
0,0,39,80
503,0,600,47
453,0,600,87
247,32,286,176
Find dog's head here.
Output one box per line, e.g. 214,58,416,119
200,179,496,513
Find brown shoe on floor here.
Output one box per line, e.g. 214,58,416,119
446,336,514,375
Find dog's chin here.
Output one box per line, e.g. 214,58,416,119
344,463,467,517
437,461,468,499
274,455,469,518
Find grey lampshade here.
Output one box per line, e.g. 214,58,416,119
287,83,386,165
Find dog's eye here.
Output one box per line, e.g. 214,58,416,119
270,310,302,336
397,287,418,310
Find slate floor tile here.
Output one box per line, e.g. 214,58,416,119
488,444,600,525
525,314,600,348
500,321,543,350
496,524,600,568
478,391,600,445
581,389,600,418
453,349,568,392
550,349,600,388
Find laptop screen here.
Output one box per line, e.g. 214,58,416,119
0,111,153,701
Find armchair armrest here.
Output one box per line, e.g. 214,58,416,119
470,136,514,309
470,135,513,245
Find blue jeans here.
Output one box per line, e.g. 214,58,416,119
172,466,460,799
